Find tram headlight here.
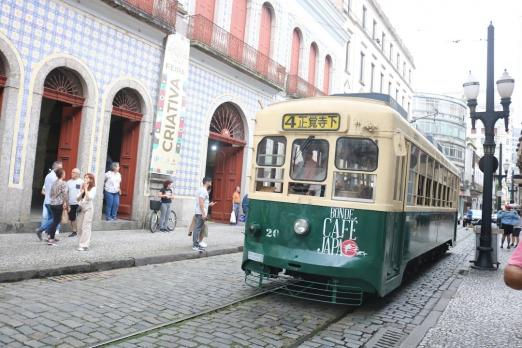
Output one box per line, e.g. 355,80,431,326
293,219,310,235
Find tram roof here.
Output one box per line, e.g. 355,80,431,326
257,94,460,176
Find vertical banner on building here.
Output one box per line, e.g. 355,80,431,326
150,33,190,175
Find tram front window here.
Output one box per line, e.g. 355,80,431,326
332,137,377,202
289,139,328,197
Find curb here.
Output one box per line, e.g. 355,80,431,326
399,234,473,348
0,246,243,283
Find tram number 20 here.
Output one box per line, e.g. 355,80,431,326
265,228,280,238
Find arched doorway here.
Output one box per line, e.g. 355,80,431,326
31,67,84,210
106,88,143,219
205,103,246,222
0,54,6,117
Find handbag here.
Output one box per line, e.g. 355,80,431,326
61,209,70,224
230,210,236,224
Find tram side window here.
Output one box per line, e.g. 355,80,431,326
407,145,419,205
333,137,377,202
255,136,286,193
289,139,329,197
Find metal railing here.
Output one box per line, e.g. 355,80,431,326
187,15,286,89
286,74,325,98
122,0,177,28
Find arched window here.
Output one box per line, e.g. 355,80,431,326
258,3,273,57
308,42,318,87
112,88,143,121
323,55,332,94
229,0,248,61
210,102,245,143
43,67,84,105
257,3,274,74
290,28,302,76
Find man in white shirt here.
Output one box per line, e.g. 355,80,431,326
104,162,122,221
66,168,83,237
35,161,62,241
193,177,215,251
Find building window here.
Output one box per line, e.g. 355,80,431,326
380,72,384,92
389,43,393,61
345,41,350,73
372,20,377,39
359,52,365,85
395,88,399,100
381,32,386,51
403,62,406,76
370,63,375,92
345,0,351,13
388,81,392,95
402,96,405,107
396,53,400,70
409,69,412,83
362,6,367,29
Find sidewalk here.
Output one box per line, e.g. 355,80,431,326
0,222,245,282
415,238,522,347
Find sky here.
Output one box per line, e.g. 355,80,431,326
379,0,522,121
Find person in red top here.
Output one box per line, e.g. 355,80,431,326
504,244,522,290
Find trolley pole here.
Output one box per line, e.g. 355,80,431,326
462,23,515,270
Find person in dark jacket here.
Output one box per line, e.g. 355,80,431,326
242,194,249,220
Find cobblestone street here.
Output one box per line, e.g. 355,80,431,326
1,227,505,348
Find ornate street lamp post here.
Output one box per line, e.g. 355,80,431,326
463,23,515,270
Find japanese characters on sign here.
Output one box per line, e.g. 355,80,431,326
282,113,341,131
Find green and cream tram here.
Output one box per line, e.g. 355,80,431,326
242,94,459,304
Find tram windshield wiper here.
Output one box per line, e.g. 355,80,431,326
292,135,315,168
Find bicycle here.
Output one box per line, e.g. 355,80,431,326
149,199,177,233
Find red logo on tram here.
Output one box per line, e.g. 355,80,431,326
341,239,358,257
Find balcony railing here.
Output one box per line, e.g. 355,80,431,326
112,0,177,28
286,74,325,98
187,15,286,89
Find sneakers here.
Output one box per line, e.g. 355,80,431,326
47,239,57,246
68,232,77,237
192,244,205,252
199,241,208,248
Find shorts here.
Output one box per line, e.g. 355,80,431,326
503,224,514,235
513,228,521,237
68,205,79,221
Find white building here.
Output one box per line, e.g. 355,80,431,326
172,0,349,223
340,0,415,113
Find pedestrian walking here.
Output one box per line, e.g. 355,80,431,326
77,173,96,251
47,168,69,246
501,205,519,249
504,244,522,290
242,194,249,220
513,210,521,248
193,177,215,251
35,161,62,240
231,186,240,225
104,162,121,221
66,168,83,237
159,180,173,232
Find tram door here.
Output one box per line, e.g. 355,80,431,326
385,153,408,280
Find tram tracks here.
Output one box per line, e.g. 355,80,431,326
89,285,283,348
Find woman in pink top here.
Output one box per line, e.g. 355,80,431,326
504,244,522,290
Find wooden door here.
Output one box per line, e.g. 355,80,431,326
119,119,140,218
323,56,332,94
211,146,244,222
257,5,272,75
195,0,216,45
288,29,301,94
229,0,247,61
308,44,317,87
57,106,82,179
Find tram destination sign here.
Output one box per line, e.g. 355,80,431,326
282,113,340,131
